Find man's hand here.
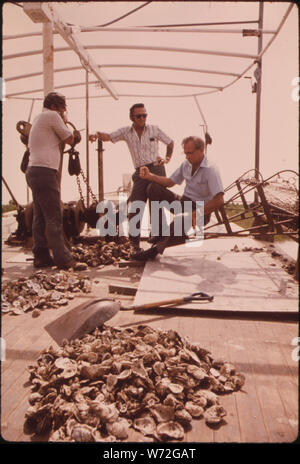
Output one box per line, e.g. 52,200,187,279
155,156,170,165
73,130,81,145
139,166,151,179
89,133,98,143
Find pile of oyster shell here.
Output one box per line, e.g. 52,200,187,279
71,236,136,267
1,270,92,316
24,324,245,442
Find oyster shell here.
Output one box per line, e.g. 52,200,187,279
185,402,204,418
24,323,245,442
156,421,184,441
133,416,157,437
71,423,96,442
204,405,227,425
106,418,131,439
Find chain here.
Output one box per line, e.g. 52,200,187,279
76,175,85,205
78,168,98,204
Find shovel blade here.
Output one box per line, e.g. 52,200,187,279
44,298,121,345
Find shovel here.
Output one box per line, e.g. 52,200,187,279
44,292,213,345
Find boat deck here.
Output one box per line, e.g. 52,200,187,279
1,215,298,443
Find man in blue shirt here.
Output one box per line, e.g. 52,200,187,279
132,136,224,260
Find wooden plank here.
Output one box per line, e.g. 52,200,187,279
237,320,295,442
254,321,298,440
209,318,242,443
223,318,270,442
109,283,137,296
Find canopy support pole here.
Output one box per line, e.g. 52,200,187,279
254,1,264,202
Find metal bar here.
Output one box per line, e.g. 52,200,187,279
218,205,233,234
27,98,35,204
254,2,264,201
143,20,260,27
97,140,104,202
27,99,35,123
193,96,208,129
2,176,21,208
5,64,240,83
111,79,222,89
6,91,221,100
2,27,277,40
66,26,277,34
256,183,278,232
6,79,223,98
236,179,250,211
3,44,258,60
86,70,90,208
258,3,294,60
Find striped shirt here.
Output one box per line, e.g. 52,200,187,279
109,124,172,168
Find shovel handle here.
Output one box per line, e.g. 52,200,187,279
124,292,214,312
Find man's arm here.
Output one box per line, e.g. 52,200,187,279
192,192,224,227
89,132,112,143
204,192,224,215
140,166,175,188
63,134,74,146
165,140,174,162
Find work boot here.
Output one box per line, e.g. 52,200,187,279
147,235,161,245
131,245,159,261
33,248,54,268
57,259,76,270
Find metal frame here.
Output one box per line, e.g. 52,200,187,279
2,2,296,208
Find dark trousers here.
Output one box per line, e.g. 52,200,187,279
25,166,73,267
146,182,211,254
128,163,168,246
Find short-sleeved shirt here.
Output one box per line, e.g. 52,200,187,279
109,124,172,168
28,108,72,171
170,156,224,203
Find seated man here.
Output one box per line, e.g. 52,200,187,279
132,135,224,260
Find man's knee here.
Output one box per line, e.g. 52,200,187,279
146,182,164,200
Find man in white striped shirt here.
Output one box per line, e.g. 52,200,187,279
89,103,174,248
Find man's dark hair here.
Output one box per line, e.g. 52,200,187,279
44,92,67,110
129,103,145,118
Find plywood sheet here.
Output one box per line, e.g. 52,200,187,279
133,237,298,313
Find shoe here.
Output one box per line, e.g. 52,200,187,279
131,246,159,261
58,260,76,270
147,236,160,244
33,248,54,268
33,256,54,268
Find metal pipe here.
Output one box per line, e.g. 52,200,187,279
5,64,240,82
2,176,21,208
3,44,258,60
26,98,35,204
254,2,264,201
6,79,223,98
257,3,294,60
86,69,90,208
97,140,104,202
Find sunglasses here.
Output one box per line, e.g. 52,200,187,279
134,114,147,119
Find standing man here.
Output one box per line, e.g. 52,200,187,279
132,136,224,260
26,92,80,269
89,103,174,249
